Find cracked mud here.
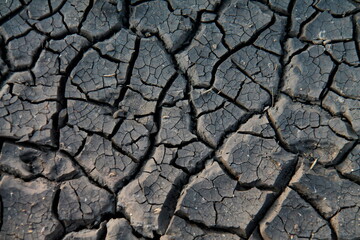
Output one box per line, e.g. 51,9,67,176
0,0,360,239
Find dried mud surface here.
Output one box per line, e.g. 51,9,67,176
0,0,360,239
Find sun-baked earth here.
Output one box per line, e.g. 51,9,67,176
0,0,360,239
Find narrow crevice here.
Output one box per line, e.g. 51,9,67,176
8,37,48,72
252,44,282,57
28,68,36,86
0,72,10,92
231,58,274,101
52,188,66,240
23,17,66,41
162,156,215,234
107,203,161,239
111,212,152,240
0,167,56,183
250,0,268,4
0,39,10,73
196,101,227,118
320,97,354,127
68,182,86,226
280,90,321,106
327,121,358,141
112,48,181,196
183,74,210,148
310,38,354,45
7,96,59,104
319,63,339,101
46,0,54,13
38,31,73,42
66,91,115,109
116,68,180,170
91,47,122,63
169,151,191,174
329,86,360,101
212,86,250,112
172,12,202,54
59,222,107,240
62,126,137,163
246,156,300,237
77,0,94,33
156,172,188,238
327,205,357,240
151,32,218,150
110,141,142,164
214,20,231,51
326,140,358,167
274,0,297,107
120,86,158,102
214,155,240,181
207,14,276,90
129,0,154,7
51,105,61,149
174,213,244,238
217,157,299,237
156,138,199,150
161,96,187,108
54,42,92,150
289,186,338,238
213,201,219,227
122,0,131,28
297,9,320,39
288,187,327,221
59,150,113,194
234,182,254,192
0,137,57,152
335,167,360,188
172,148,215,175
213,0,232,15
312,4,360,18
106,109,124,139
255,184,280,192
352,14,360,64
2,26,34,45
283,43,310,65
163,0,174,12
243,193,279,238
0,1,29,26
156,72,179,106
331,205,357,222
265,112,297,154
31,0,67,21
209,108,265,154
80,23,123,44
113,37,141,107
236,129,274,140
71,135,87,159
57,10,71,33
0,167,32,182
253,0,290,16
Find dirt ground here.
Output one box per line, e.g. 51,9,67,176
0,0,360,239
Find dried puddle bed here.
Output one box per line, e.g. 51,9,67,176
0,0,360,239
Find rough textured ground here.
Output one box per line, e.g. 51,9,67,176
0,0,360,239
